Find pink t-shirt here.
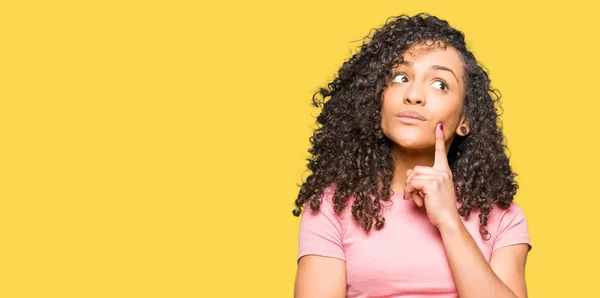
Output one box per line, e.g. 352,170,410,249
297,188,532,298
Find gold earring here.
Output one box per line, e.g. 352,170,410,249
460,125,469,135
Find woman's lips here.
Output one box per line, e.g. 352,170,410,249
395,111,426,123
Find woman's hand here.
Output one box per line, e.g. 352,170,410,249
404,123,460,229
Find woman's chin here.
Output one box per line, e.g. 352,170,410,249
383,127,434,151
389,137,431,151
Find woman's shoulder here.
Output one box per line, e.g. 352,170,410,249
484,201,531,244
490,201,528,221
316,184,355,220
461,201,528,220
458,200,530,235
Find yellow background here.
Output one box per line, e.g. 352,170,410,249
1,0,598,297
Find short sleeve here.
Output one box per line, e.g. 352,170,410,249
297,192,346,263
492,202,532,252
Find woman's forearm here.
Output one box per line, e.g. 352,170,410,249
438,215,518,298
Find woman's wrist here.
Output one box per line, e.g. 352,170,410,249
436,211,464,235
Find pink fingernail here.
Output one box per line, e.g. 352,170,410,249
439,123,444,131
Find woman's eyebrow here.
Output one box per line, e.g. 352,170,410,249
430,65,458,82
397,61,459,82
399,60,412,66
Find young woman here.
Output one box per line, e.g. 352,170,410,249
292,13,532,298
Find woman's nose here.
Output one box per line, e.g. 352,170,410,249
403,84,425,105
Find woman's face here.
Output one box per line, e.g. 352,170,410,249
381,42,468,151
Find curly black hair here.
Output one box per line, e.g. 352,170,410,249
292,13,518,239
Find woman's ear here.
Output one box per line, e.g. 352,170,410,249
456,116,470,136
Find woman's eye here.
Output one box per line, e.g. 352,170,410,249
392,74,409,83
432,80,448,91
